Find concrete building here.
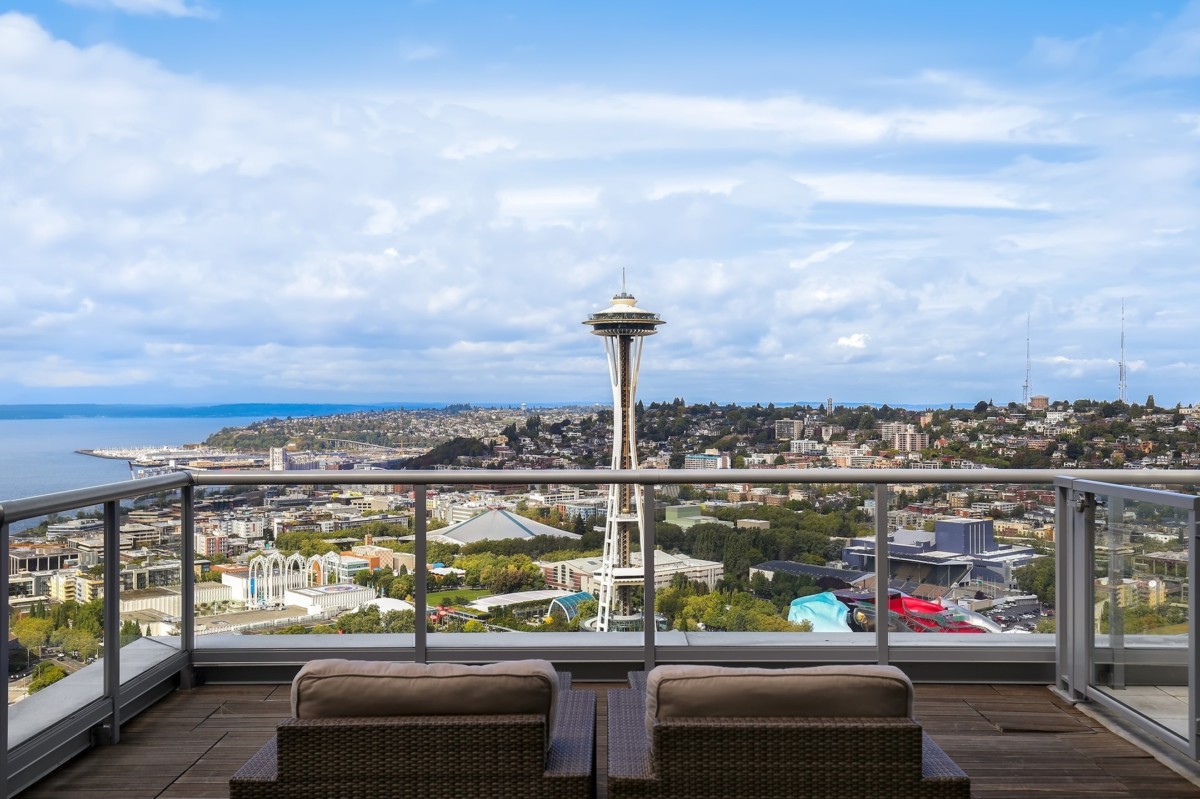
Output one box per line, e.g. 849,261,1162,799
9,549,76,575
663,505,732,530
119,583,233,617
683,451,731,470
842,518,1042,596
46,518,104,539
269,447,290,471
283,583,376,615
774,420,804,441
541,550,723,595
790,439,824,455
881,422,930,453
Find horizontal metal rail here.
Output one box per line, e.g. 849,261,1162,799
191,467,1200,488
0,472,190,526
4,467,1198,526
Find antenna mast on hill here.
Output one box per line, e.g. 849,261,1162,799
1118,301,1128,404
1022,312,1031,406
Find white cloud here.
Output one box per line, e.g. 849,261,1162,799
2,10,1199,405
791,241,853,269
61,0,214,18
836,333,870,350
440,137,518,160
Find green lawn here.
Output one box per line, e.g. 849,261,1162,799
426,587,490,606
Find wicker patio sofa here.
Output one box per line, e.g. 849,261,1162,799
230,658,595,799
608,664,970,799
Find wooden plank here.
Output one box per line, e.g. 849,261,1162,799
13,680,1200,799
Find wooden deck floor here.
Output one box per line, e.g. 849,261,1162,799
14,682,1200,798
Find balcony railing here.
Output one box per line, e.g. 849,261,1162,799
3,467,1200,796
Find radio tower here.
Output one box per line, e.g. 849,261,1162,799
1022,313,1031,406
583,276,663,632
1118,301,1128,403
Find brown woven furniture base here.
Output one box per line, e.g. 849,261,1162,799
230,686,595,799
607,687,969,799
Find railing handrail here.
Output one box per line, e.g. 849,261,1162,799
4,467,1199,527
0,472,190,526
190,466,1200,487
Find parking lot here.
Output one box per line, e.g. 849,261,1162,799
984,601,1052,632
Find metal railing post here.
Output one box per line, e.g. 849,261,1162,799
873,483,890,665
1189,502,1200,759
1054,481,1071,697
1064,487,1096,702
102,500,121,744
1,510,9,795
180,483,196,688
642,483,656,672
414,484,427,664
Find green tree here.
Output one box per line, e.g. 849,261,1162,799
12,616,54,660
120,619,143,646
1014,556,1055,605
28,662,69,694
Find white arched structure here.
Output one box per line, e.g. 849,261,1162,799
307,552,340,586
248,550,341,607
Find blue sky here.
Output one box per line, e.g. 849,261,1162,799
2,1,1199,407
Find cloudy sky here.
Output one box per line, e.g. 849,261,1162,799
2,1,1199,408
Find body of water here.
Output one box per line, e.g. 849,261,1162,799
0,415,271,503
0,416,273,532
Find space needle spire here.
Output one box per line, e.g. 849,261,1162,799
1022,312,1031,406
583,284,664,632
1118,301,1128,404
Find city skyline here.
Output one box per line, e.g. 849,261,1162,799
3,2,1200,406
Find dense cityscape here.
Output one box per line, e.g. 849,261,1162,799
8,391,1196,700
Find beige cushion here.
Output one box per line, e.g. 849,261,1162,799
291,659,559,742
646,664,913,741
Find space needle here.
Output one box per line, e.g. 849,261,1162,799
583,278,664,632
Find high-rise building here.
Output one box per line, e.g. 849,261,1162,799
880,422,930,452
583,287,664,632
774,419,804,440
269,447,290,471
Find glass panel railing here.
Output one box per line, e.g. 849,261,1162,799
885,482,1058,649
1091,489,1194,741
653,481,873,649
6,479,189,750
8,506,108,748
118,488,184,656
424,486,614,653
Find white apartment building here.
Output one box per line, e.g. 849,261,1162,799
880,422,930,452
218,517,266,540
820,424,845,440
790,439,824,454
269,447,290,471
541,550,723,594
683,451,731,469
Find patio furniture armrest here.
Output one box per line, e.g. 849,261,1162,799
921,732,971,797
545,689,595,780
607,688,654,781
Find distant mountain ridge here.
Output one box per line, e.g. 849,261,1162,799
0,403,414,420
0,399,969,421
